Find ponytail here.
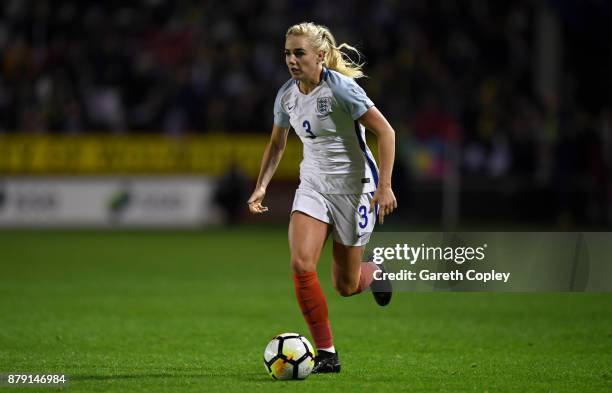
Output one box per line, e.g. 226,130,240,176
286,22,366,79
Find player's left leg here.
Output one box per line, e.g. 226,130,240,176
325,191,392,303
332,241,392,306
331,242,378,296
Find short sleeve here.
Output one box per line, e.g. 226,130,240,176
329,74,374,120
273,82,291,128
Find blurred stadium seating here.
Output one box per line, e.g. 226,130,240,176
0,0,610,228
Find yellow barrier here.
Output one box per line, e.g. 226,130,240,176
0,133,379,179
0,134,303,179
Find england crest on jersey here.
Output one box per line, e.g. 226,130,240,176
316,97,332,117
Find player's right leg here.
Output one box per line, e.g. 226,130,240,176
289,211,340,373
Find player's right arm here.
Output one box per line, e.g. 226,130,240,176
247,124,290,214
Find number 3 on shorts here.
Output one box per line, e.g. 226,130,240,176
358,205,368,229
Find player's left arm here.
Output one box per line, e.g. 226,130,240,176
358,106,397,224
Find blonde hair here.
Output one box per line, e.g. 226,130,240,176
286,22,365,79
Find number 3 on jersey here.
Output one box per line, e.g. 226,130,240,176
303,120,316,139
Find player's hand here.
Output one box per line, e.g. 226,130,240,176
247,187,269,214
370,185,397,225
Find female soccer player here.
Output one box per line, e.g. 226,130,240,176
248,22,397,373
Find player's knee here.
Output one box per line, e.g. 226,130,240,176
333,279,359,297
290,255,316,274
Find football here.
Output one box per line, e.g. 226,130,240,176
263,333,315,380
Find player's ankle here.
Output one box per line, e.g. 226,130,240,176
317,345,336,353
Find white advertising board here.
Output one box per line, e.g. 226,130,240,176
0,177,216,228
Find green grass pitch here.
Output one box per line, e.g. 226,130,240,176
0,228,610,392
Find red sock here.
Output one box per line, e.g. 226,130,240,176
293,272,332,349
357,262,379,293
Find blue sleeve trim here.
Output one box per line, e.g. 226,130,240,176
327,70,374,120
273,79,293,128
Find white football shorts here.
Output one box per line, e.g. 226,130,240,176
291,187,376,246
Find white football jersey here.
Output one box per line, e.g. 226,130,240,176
273,68,379,194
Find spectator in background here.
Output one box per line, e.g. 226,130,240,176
213,162,248,225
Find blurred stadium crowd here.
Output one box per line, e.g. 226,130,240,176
0,0,610,226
